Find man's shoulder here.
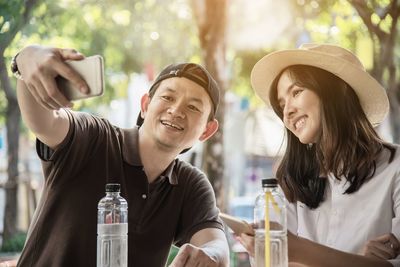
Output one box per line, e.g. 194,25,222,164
173,158,205,176
172,159,214,189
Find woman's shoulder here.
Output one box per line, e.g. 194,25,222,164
385,143,400,162
378,143,400,171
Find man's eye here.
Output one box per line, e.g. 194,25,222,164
188,105,200,112
161,96,173,101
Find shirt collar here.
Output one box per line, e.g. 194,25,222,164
121,126,178,185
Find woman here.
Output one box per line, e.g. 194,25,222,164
240,44,400,267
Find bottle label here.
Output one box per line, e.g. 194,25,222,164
97,223,128,235
97,223,128,267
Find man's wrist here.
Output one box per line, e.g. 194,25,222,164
10,52,23,80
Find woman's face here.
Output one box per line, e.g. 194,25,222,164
276,70,322,144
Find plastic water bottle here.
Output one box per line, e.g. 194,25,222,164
97,183,128,267
254,178,288,267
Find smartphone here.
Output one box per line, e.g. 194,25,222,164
57,55,104,100
219,213,255,236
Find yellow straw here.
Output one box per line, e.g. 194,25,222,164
265,191,281,267
269,192,281,215
265,192,270,267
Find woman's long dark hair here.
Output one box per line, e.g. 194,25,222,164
269,65,395,209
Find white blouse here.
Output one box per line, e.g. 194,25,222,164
287,144,400,266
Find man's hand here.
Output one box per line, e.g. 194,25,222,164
17,45,89,110
361,233,400,260
0,259,18,267
169,243,219,267
169,228,229,267
237,233,255,257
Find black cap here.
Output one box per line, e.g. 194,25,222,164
136,63,220,127
105,183,121,192
261,178,278,188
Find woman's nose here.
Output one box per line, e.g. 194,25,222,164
283,100,296,120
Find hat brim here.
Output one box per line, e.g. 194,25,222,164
251,49,389,126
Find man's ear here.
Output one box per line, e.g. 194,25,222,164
199,119,219,141
140,93,151,120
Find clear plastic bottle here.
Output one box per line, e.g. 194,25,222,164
97,183,128,267
254,178,288,267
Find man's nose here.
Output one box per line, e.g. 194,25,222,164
167,103,185,118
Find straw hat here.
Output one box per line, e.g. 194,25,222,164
250,43,389,126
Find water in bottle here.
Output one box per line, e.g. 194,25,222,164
97,183,128,267
254,178,288,267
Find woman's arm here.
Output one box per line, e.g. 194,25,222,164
289,232,393,267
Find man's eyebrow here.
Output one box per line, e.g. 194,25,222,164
163,87,177,93
163,87,205,105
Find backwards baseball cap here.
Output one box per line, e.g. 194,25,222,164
136,62,220,126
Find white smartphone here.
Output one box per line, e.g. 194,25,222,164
57,55,105,100
219,213,255,236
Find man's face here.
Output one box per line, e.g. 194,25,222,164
140,77,217,153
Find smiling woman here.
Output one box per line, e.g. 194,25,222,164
238,43,400,267
275,69,321,144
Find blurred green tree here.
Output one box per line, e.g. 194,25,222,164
0,0,201,246
291,0,400,142
0,0,41,247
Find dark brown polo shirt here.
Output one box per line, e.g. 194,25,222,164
17,110,223,267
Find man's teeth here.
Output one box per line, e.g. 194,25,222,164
295,118,306,129
162,121,183,130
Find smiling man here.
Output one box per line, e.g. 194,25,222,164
12,45,229,267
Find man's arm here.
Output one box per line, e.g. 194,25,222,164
169,228,229,267
15,45,89,148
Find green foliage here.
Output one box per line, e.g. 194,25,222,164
166,245,179,265
0,232,27,252
231,49,274,107
3,0,200,115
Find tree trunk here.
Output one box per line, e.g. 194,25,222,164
350,0,400,143
0,55,21,244
0,0,40,245
191,0,228,209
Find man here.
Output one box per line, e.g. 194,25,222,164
12,45,229,266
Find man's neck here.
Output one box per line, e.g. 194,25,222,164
138,132,179,183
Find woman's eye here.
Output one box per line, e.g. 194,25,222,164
293,89,303,97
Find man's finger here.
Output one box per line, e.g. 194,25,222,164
60,48,85,60
170,246,191,267
48,54,89,94
40,75,73,108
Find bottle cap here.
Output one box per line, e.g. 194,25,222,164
105,183,121,192
261,178,278,188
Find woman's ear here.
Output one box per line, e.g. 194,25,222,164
199,119,219,141
140,93,151,120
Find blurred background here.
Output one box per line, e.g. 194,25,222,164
0,0,399,266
